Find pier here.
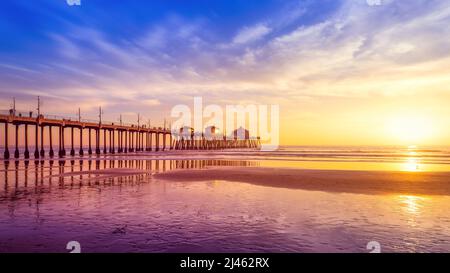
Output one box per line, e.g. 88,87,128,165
1,105,260,160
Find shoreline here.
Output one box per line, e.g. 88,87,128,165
154,166,450,196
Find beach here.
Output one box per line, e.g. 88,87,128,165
155,167,450,196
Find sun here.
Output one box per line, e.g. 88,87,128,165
387,116,433,144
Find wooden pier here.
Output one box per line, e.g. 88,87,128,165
1,111,260,160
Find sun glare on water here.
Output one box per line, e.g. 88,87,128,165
404,158,421,172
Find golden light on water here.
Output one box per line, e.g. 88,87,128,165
403,158,421,172
402,145,422,172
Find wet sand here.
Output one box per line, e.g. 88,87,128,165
2,158,450,252
154,167,450,196
43,168,151,183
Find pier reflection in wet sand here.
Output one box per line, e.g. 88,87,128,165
0,159,258,201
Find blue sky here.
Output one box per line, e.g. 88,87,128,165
1,0,450,144
0,0,341,116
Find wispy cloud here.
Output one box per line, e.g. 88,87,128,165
232,24,272,44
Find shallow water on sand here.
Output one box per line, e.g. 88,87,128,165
0,157,449,253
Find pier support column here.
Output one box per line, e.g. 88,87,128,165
136,131,139,151
149,132,152,151
79,128,84,156
58,126,64,158
70,127,75,156
49,126,54,158
127,131,131,152
118,130,122,153
155,133,160,152
109,130,112,153
40,125,45,157
95,128,100,155
117,130,123,154
14,124,19,159
130,131,134,152
144,132,147,151
149,132,153,151
139,131,142,151
124,131,128,153
3,123,10,159
34,123,39,159
112,130,115,154
62,127,66,156
24,124,30,159
135,131,139,152
103,129,107,154
146,132,149,151
122,130,125,152
136,131,141,152
163,133,166,151
88,128,92,155
138,132,141,151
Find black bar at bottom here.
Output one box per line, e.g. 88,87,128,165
0,253,445,273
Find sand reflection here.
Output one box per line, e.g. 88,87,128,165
398,195,427,216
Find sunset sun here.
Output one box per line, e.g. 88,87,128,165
387,116,433,144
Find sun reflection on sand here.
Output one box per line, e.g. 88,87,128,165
398,195,427,216
396,195,428,239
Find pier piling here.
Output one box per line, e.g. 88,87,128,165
49,126,54,158
24,124,29,159
79,128,84,156
34,123,39,159
14,124,19,159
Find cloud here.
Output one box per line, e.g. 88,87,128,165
142,99,161,106
232,24,272,44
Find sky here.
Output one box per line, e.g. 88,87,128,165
0,0,450,146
